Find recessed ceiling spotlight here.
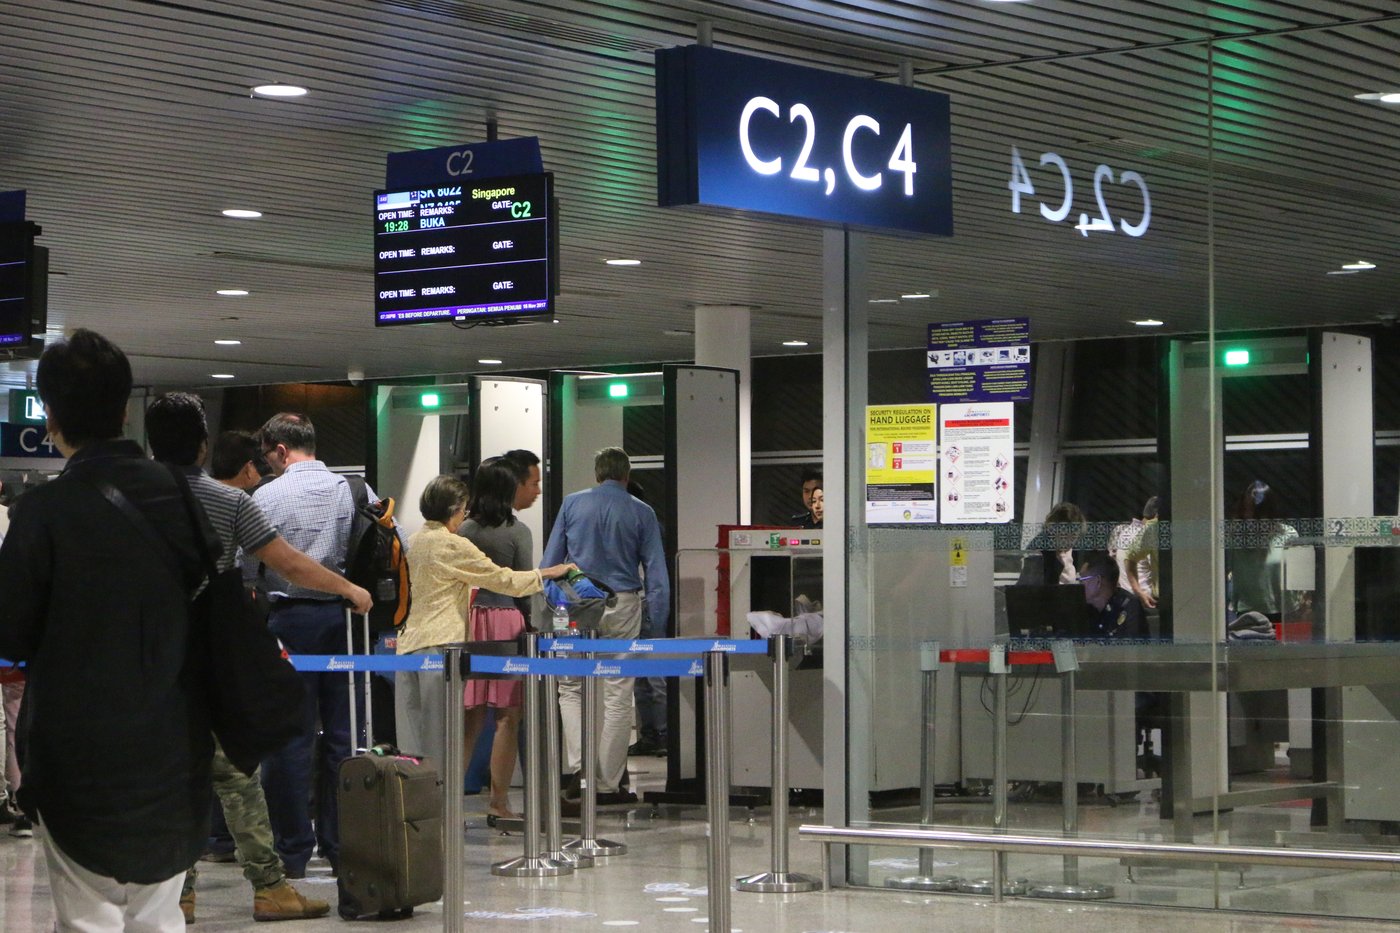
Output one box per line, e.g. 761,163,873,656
901,292,931,299
221,209,262,219
216,289,249,296
1132,319,1164,327
605,259,641,266
868,298,898,304
782,339,809,347
214,339,242,346
252,84,308,98
1342,260,1377,270
210,373,236,379
478,358,502,365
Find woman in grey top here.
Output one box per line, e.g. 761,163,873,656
457,457,533,823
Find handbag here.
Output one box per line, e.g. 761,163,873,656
543,570,618,632
86,466,307,775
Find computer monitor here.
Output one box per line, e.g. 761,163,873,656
1002,584,1088,638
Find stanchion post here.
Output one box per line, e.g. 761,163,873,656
888,641,961,892
704,650,732,933
737,634,820,893
1028,643,1113,901
543,660,593,869
443,646,466,933
492,632,572,877
992,644,1008,902
564,630,626,858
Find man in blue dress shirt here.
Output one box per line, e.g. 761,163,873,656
543,447,670,802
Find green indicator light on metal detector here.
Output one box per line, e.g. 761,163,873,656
421,392,441,408
608,383,629,398
1224,349,1250,367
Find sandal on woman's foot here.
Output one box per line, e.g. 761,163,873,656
486,808,521,827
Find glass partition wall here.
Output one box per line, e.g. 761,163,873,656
839,7,1400,922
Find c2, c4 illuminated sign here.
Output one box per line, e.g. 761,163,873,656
656,46,953,236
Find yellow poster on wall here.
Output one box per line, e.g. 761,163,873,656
865,403,938,524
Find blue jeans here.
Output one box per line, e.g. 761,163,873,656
633,676,667,745
261,601,356,873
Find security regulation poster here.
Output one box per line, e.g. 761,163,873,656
865,404,938,524
939,402,1014,524
926,317,1031,403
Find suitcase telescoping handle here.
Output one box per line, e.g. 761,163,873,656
346,608,374,753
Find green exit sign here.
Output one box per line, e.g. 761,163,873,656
8,391,45,424
1223,349,1250,367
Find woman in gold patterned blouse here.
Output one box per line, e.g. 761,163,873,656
394,474,573,804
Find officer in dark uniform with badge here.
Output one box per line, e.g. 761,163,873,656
1078,551,1147,639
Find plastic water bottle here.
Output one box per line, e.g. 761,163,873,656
552,601,570,632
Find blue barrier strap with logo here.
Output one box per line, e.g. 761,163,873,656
538,638,767,655
468,655,704,678
290,655,444,673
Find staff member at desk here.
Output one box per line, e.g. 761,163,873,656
1079,551,1146,638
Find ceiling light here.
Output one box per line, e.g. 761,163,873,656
214,339,242,346
1131,319,1164,327
605,259,641,266
901,293,931,299
868,298,898,304
782,340,809,347
1342,260,1376,270
663,329,692,337
478,358,502,365
1327,270,1358,276
210,373,236,379
216,289,249,296
1382,93,1400,104
252,84,308,98
221,209,262,219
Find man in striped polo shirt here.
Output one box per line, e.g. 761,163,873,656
145,392,370,923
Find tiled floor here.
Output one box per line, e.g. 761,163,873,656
3,755,1398,931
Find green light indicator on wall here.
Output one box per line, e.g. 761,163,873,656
420,392,441,408
608,383,629,399
1224,349,1250,367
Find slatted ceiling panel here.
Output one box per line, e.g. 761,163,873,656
1,3,1398,390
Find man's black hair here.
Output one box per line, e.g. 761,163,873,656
502,448,540,470
146,392,208,466
800,467,823,485
210,429,263,480
36,329,132,450
1079,550,1120,589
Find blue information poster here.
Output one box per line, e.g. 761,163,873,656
926,317,1031,403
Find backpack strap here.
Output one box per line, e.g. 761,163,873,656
344,473,370,512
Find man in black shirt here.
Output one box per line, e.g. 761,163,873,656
0,330,210,930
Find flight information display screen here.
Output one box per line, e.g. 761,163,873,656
373,172,552,326
0,224,40,348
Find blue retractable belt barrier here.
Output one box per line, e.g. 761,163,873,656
468,654,704,678
539,637,767,655
286,653,707,677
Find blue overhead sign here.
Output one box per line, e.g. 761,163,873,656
0,422,60,459
385,137,544,189
656,46,953,236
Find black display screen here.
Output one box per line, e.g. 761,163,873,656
0,224,39,349
373,172,552,326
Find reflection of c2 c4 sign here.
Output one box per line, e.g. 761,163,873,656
1008,146,1150,238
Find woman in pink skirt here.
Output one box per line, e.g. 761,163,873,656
457,457,539,823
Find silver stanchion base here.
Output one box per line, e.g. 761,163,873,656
546,848,595,869
563,837,627,858
735,870,822,893
956,877,1030,896
885,875,963,892
1027,882,1115,900
490,855,574,877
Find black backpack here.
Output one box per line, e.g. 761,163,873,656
345,475,411,632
